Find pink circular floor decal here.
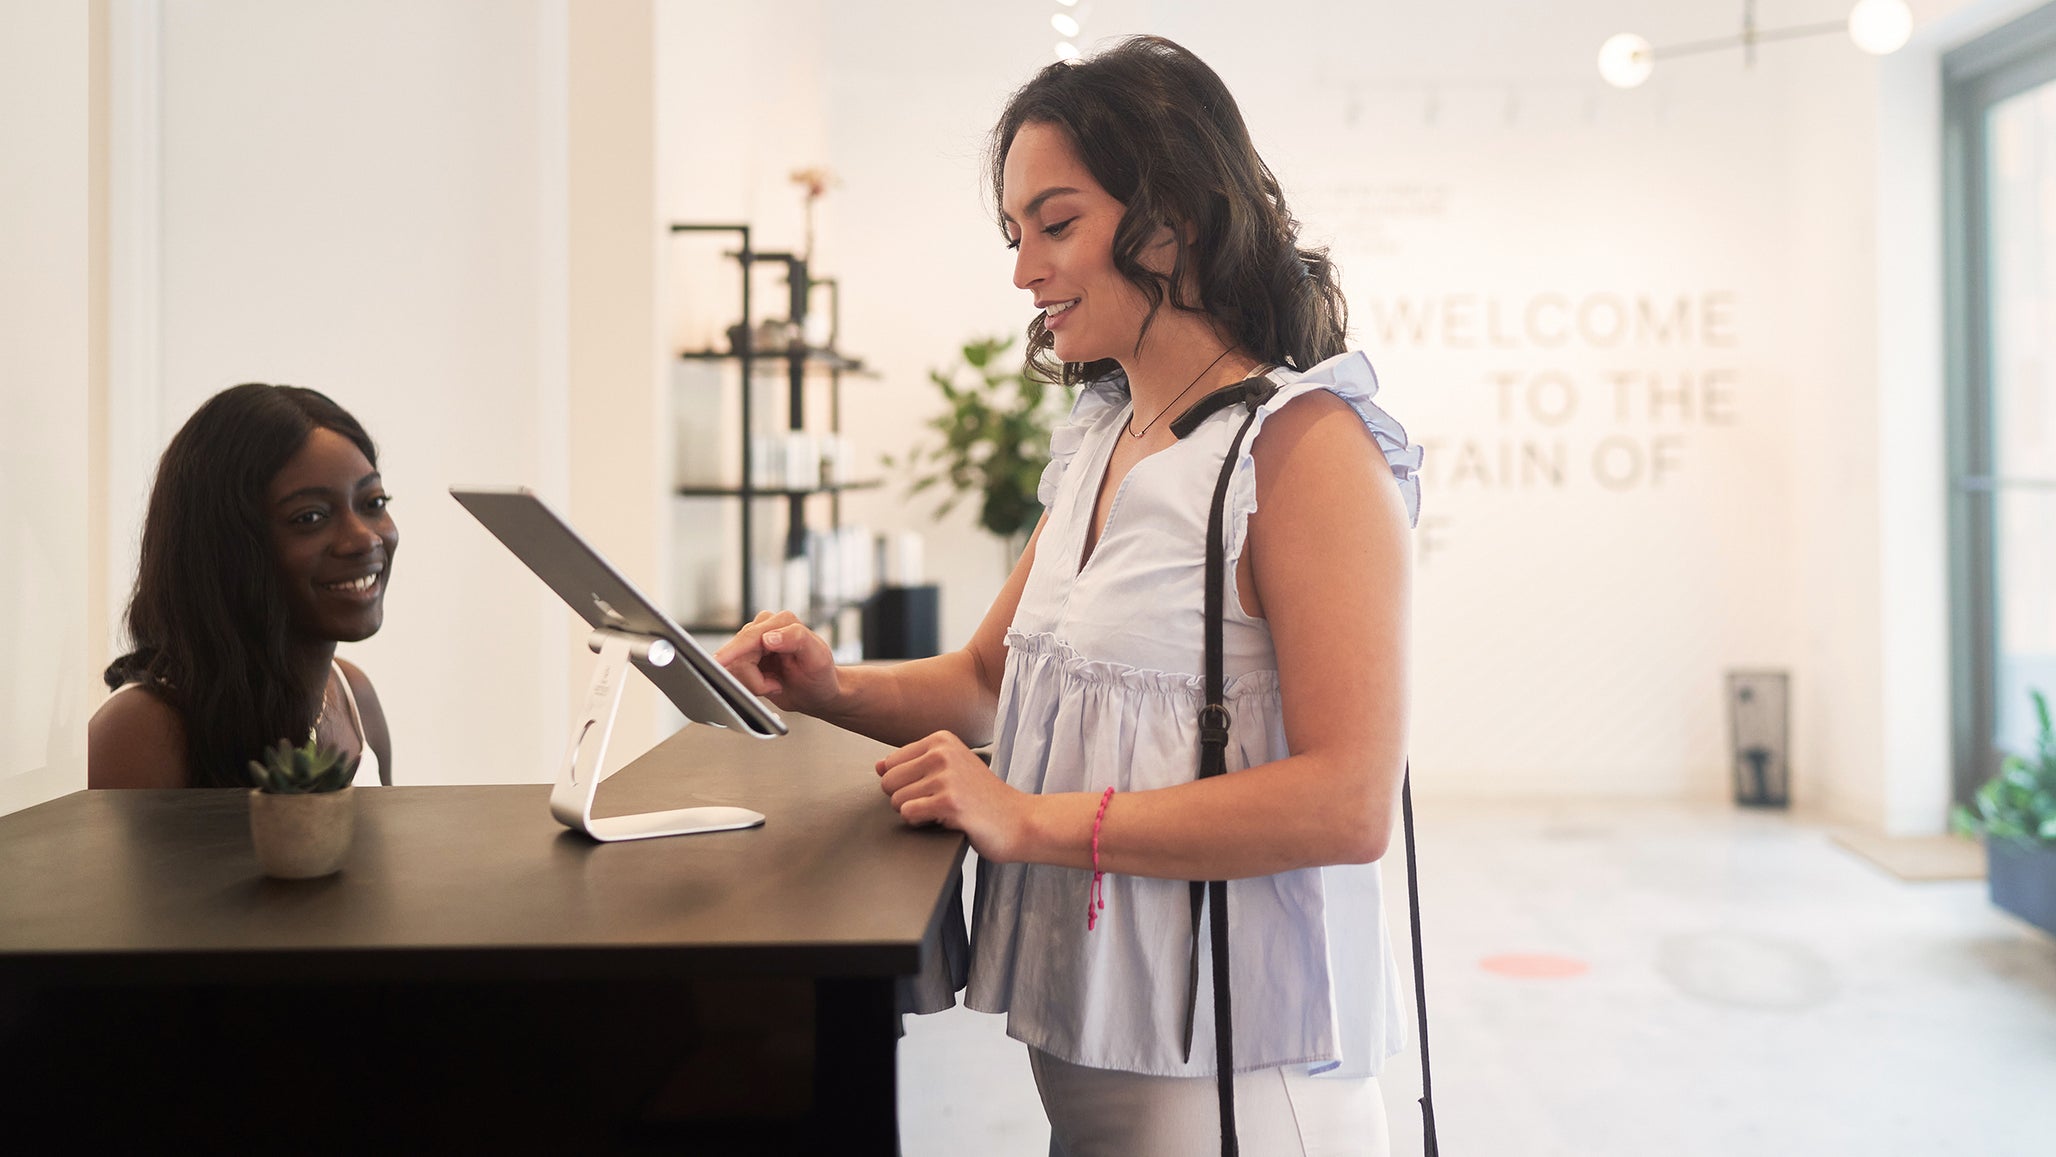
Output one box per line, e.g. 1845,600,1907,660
1479,953,1590,979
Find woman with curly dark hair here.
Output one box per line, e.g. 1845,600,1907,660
719,37,1419,1154
90,383,396,789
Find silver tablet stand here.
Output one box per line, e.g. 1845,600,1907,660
551,628,767,842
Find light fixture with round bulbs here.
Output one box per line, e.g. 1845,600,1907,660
1598,33,1655,89
1848,0,1913,55
1599,0,1913,88
1053,1,1087,63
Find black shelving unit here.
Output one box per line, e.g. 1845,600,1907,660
670,223,877,639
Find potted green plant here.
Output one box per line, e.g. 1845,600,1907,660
886,335,1072,565
1953,689,2056,937
247,738,359,879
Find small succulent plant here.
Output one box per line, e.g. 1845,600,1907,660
247,738,359,794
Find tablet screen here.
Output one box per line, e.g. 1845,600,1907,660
450,486,787,738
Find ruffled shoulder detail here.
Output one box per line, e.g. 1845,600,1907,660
1223,351,1423,563
1037,373,1131,507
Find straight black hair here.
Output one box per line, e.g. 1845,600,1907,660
106,384,378,787
990,35,1349,386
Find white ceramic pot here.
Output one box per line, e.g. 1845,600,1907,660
248,786,356,879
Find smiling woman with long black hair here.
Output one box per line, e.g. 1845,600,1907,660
90,383,397,788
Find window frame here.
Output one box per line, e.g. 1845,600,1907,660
1942,2,2056,804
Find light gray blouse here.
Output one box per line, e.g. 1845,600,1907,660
963,350,1423,1078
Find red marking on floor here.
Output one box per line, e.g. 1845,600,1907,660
1479,953,1590,979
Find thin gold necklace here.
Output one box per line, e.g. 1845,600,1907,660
308,671,330,743
1125,347,1235,439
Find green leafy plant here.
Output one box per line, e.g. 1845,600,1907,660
884,336,1071,545
1953,689,2056,846
247,737,358,794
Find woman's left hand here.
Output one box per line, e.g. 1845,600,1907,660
876,731,1033,862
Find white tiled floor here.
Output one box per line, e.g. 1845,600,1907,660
898,801,2056,1156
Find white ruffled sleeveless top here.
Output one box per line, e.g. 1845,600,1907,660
964,350,1423,1078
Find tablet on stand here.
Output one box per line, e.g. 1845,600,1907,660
451,487,788,842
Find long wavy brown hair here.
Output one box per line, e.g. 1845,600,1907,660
989,35,1349,387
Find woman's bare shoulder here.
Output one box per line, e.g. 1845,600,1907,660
1251,387,1365,457
334,658,385,727
335,657,371,692
88,685,191,788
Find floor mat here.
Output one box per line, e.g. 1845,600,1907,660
1831,829,1986,881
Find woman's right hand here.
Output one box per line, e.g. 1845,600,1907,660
713,610,843,716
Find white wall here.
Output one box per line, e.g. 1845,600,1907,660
773,1,1838,804
567,0,669,758
649,0,2006,829
9,1,2013,829
810,3,1062,651
144,0,568,785
655,0,833,633
1275,17,1806,805
0,2,99,815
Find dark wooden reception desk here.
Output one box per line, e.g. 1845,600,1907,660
0,715,967,1154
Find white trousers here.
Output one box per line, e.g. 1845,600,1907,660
1030,1047,1391,1157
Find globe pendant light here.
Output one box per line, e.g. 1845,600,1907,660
1848,0,1913,55
1598,33,1655,89
1599,0,1913,89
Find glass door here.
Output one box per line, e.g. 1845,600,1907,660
1981,83,2056,771
1947,9,2056,800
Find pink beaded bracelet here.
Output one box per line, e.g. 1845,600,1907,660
1088,786,1115,931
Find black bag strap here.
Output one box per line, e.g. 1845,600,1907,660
1173,375,1438,1157
1402,766,1439,1155
1182,379,1272,1157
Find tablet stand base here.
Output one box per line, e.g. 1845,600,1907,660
550,629,766,842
